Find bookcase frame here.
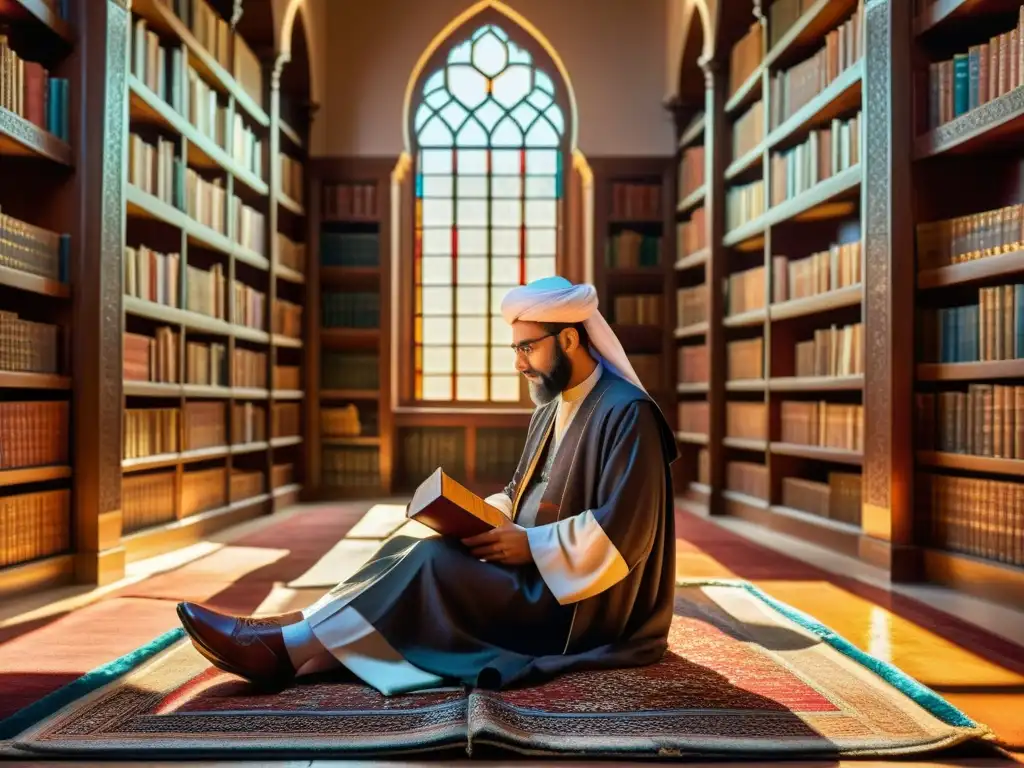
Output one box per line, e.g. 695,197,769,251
669,0,927,585
674,0,1024,609
0,0,315,598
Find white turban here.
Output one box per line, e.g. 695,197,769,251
500,276,647,393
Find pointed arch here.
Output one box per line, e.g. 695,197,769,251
668,0,713,102
401,0,578,154
276,0,322,108
393,5,589,407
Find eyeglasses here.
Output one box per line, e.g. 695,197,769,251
510,332,558,357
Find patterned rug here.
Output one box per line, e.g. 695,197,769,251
0,579,993,759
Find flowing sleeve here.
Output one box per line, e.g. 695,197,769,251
525,400,667,605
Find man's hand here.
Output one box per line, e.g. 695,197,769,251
462,521,532,566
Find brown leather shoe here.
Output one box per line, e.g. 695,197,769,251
176,602,297,687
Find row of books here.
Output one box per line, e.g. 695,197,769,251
122,402,229,459
273,299,303,338
321,232,380,268
714,322,863,381
726,178,765,232
727,460,767,500
233,402,266,444
231,113,262,179
732,100,764,162
678,146,705,201
698,448,710,485
234,199,266,256
728,338,762,381
916,203,1024,271
399,427,465,486
322,352,379,390
131,16,264,180
916,386,1024,459
124,328,181,383
181,466,227,519
613,294,663,326
273,402,301,439
476,427,528,483
780,401,864,452
186,262,226,319
782,472,862,525
231,281,266,331
729,22,762,97
769,112,861,206
786,240,863,299
678,343,708,384
322,404,369,438
281,155,305,203
231,469,265,506
926,8,1024,131
0,489,69,570
606,231,663,268
323,445,381,488
917,473,1024,566
0,312,60,375
0,209,69,284
0,401,68,470
769,2,863,129
323,182,378,221
678,401,709,435
279,233,306,273
274,365,300,390
156,0,264,111
796,322,864,378
124,461,290,535
0,34,70,141
610,182,661,221
725,248,862,316
921,286,1024,363
322,292,380,329
122,327,271,388
123,245,180,307
676,284,708,328
678,206,707,258
721,400,864,452
129,134,179,207
767,0,815,49
122,470,176,534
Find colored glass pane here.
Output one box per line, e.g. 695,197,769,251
412,22,567,403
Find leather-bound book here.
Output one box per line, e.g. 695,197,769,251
407,468,506,538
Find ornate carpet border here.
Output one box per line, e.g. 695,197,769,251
676,578,983,733
0,579,989,746
0,628,186,741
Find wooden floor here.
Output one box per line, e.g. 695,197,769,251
1,501,1023,766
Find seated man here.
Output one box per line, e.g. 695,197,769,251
177,276,680,695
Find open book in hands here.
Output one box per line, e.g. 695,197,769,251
406,467,508,538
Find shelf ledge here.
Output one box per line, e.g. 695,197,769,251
915,83,1024,159
0,106,72,166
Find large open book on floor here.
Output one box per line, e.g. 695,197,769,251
406,467,507,538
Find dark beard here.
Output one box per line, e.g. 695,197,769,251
526,344,573,405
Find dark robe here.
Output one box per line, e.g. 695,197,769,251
306,370,679,691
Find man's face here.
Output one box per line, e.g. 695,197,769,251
511,321,572,404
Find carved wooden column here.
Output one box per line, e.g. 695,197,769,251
74,0,130,584
701,56,728,516
861,0,918,578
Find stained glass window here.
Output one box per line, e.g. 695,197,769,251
413,23,566,403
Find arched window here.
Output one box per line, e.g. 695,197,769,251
410,21,570,404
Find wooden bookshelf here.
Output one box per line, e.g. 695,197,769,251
669,0,1024,608
308,160,392,499
0,0,78,595
672,0,870,565
0,0,316,599
909,0,1024,607
112,0,312,559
